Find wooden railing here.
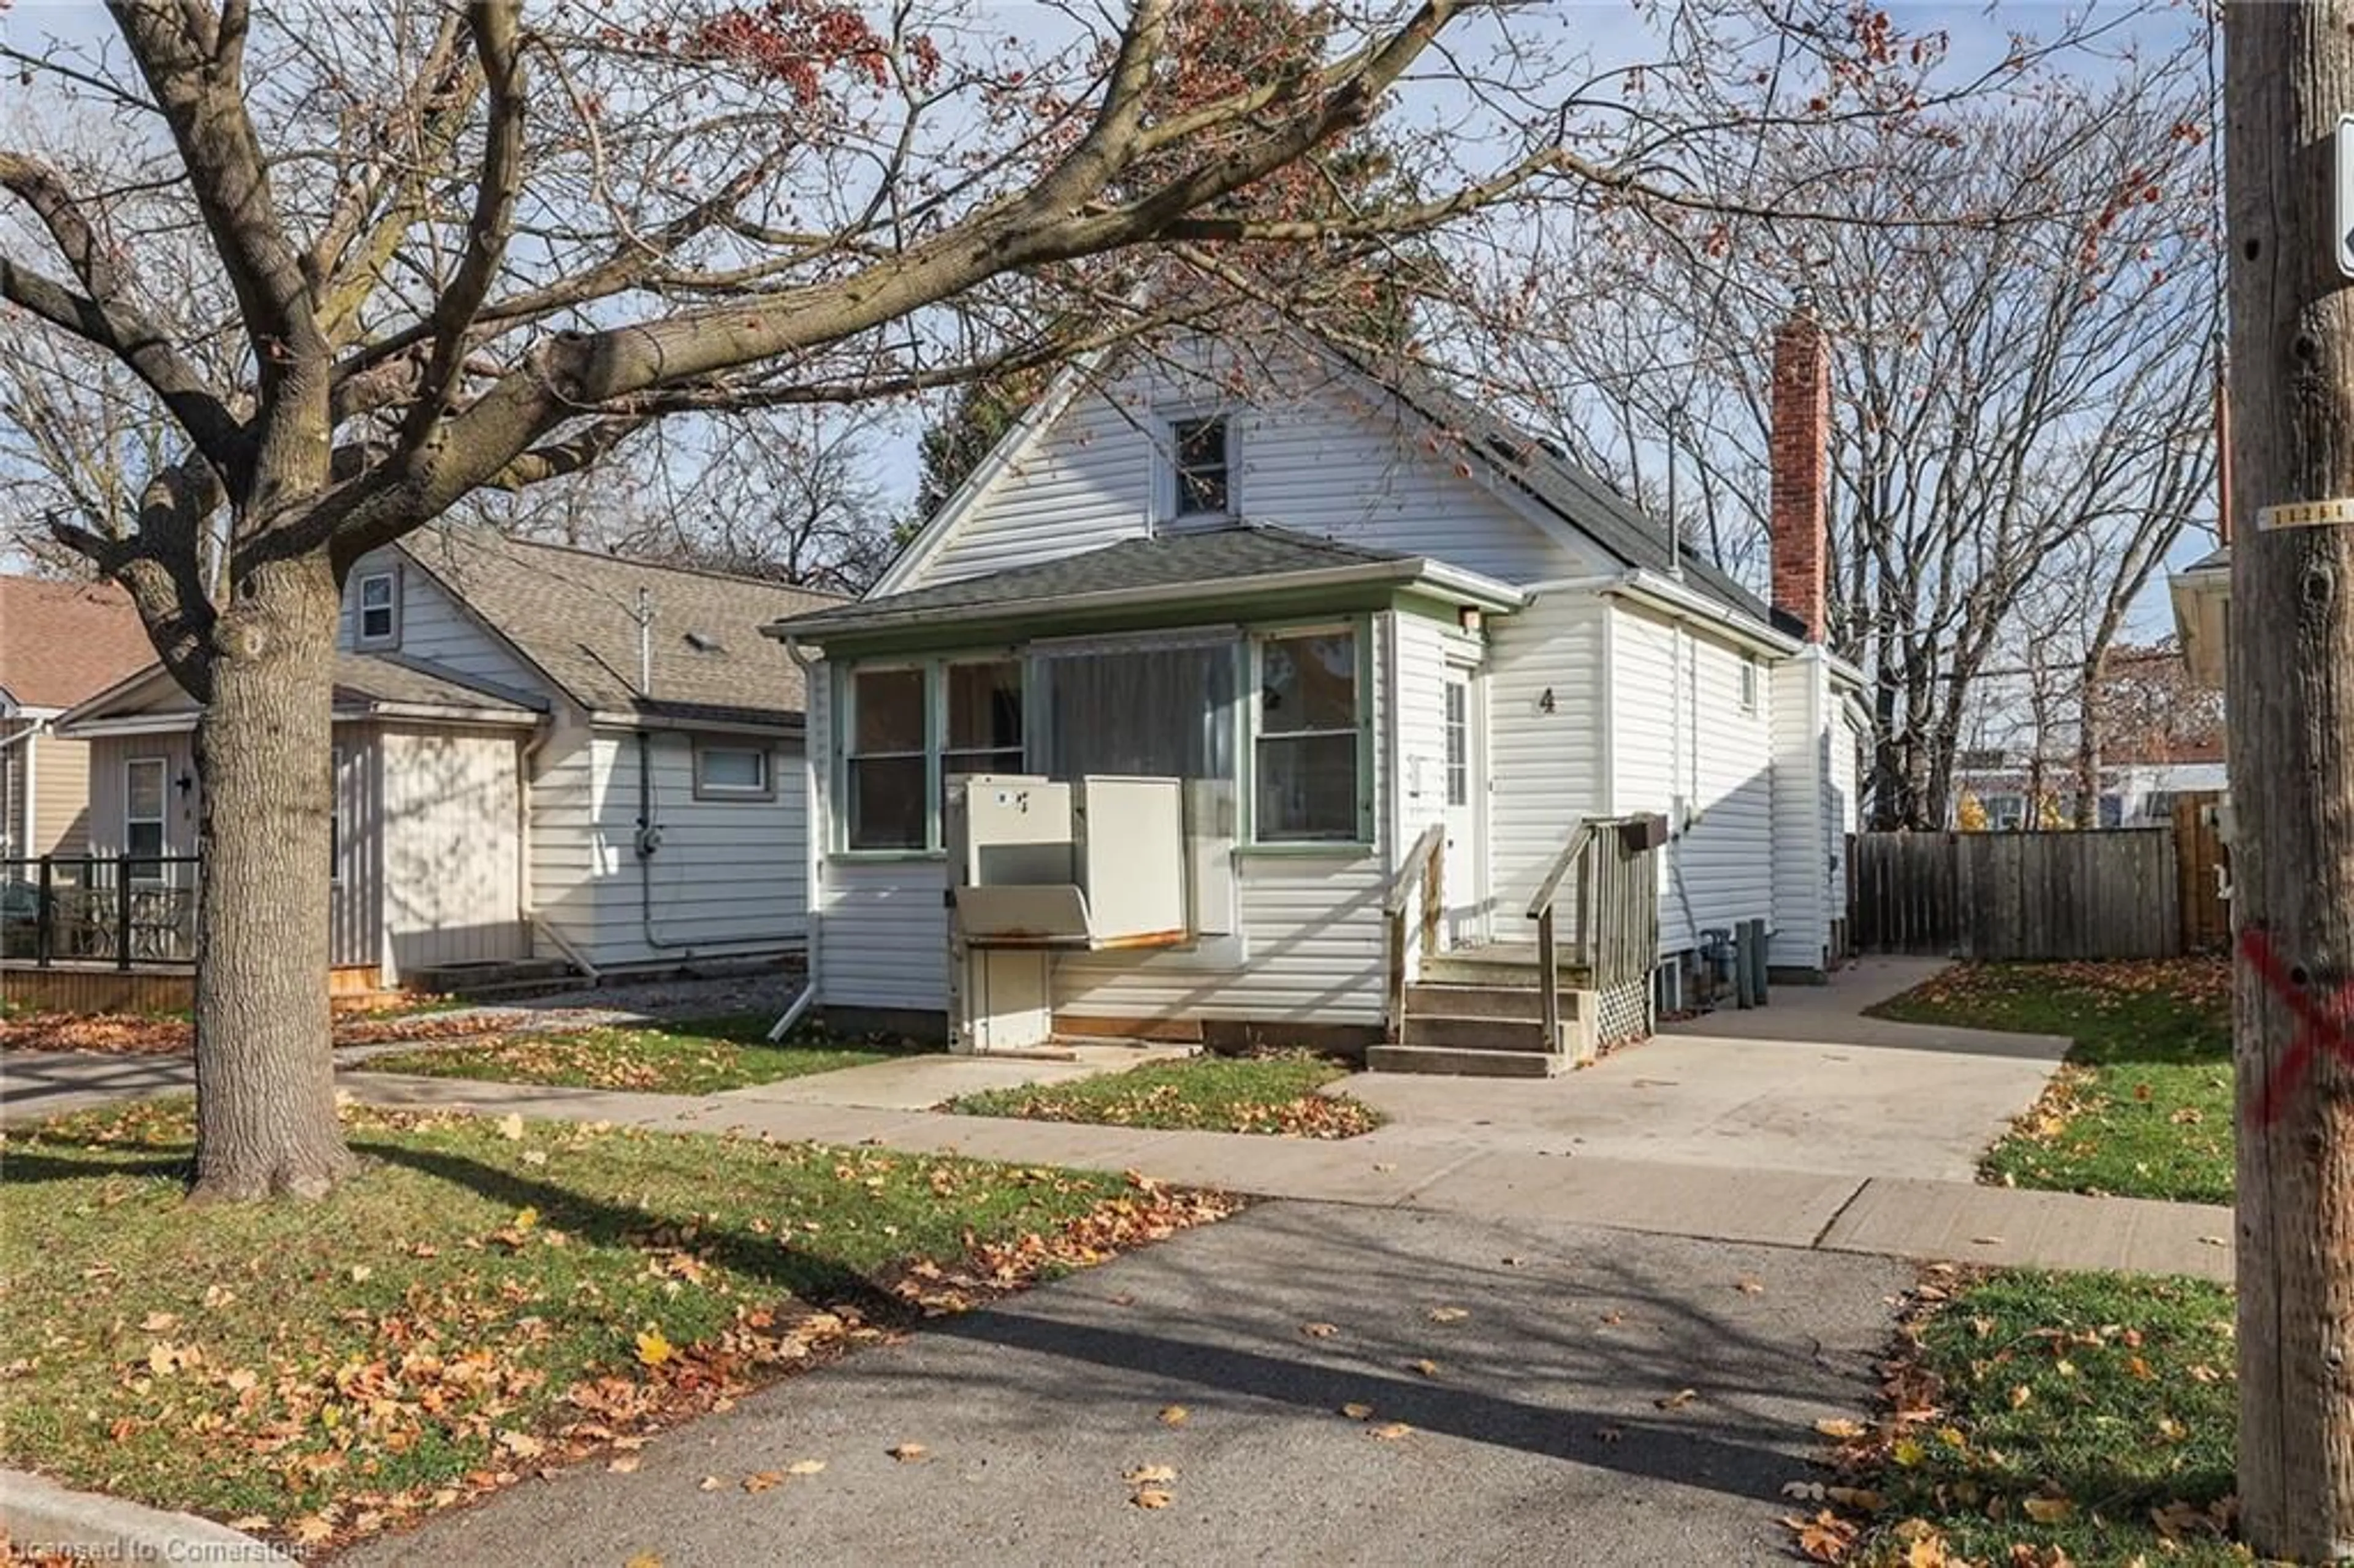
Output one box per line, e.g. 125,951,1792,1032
1382,823,1446,1042
1526,814,1665,1054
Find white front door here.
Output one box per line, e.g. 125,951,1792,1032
1440,667,1488,945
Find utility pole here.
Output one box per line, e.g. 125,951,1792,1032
2224,3,2354,1558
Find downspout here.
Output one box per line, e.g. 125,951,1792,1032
630,594,801,957
766,632,827,1040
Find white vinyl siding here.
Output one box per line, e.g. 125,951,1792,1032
376,725,523,980
907,341,1599,592
1607,603,1773,959
1051,612,1395,1027
1487,592,1609,923
329,738,382,970
338,544,541,692
526,728,807,970
804,670,950,1011
1768,655,1832,971
1388,609,1484,942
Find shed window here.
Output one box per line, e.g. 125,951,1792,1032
356,570,399,646
695,744,772,799
1255,630,1361,842
1170,416,1231,518
846,668,929,850
124,758,167,882
942,661,1024,786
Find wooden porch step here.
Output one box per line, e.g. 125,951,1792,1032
1404,982,1553,1022
1419,948,1594,989
1367,1044,1567,1078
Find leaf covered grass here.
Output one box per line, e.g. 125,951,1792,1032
1869,959,2233,1203
0,1100,1234,1554
943,1049,1383,1139
1830,1268,2240,1566
362,1013,933,1095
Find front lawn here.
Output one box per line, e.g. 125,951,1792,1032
945,1050,1383,1138
1823,1268,2239,1566
0,1102,1232,1556
362,1013,931,1095
1869,960,2233,1203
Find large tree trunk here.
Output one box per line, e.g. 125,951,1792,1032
2225,1,2354,1555
188,550,354,1201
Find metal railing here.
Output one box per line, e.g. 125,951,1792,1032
1381,823,1446,1043
1527,814,1665,1056
0,855,202,969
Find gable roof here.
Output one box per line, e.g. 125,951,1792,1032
56,651,546,735
768,523,1523,640
395,527,847,727
0,575,156,711
878,325,1773,628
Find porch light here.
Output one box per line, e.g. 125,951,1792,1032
175,772,194,798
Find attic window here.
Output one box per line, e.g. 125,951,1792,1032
355,570,399,647
685,630,725,654
1169,416,1231,519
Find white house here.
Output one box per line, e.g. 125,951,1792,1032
55,528,839,991
765,314,1872,1073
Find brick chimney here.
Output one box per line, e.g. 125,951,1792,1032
1768,291,1830,642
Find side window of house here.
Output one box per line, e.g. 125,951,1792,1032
846,668,929,850
124,758,166,883
942,661,1024,790
1169,416,1231,519
1255,630,1360,842
1739,656,1759,714
695,742,772,799
356,569,399,647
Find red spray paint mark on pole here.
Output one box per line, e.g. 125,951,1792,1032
2243,927,2354,1127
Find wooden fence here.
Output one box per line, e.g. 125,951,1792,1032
1848,826,2213,961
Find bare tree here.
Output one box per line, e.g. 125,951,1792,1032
1468,51,2219,828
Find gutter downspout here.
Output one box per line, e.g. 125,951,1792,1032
769,632,828,1040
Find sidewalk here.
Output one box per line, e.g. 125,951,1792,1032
341,1067,2237,1282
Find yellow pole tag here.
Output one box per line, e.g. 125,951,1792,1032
2256,497,2354,531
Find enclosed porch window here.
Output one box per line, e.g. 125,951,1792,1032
1254,629,1364,843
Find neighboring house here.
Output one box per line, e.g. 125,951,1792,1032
765,312,1873,1059
1951,745,2228,831
56,528,839,989
2170,546,2230,691
0,576,157,862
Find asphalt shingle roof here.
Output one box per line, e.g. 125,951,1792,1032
397,528,845,725
0,575,156,709
766,525,1421,636
331,652,543,715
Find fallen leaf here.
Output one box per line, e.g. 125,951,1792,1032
1782,1481,1827,1502
1300,1322,1339,1339
1735,1276,1766,1295
1826,1486,1883,1512
348,1264,373,1284
1970,1235,2005,1246
1132,1487,1173,1510
742,1471,784,1494
2022,1495,2074,1524
625,1555,665,1568
2008,1385,2033,1410
498,1429,546,1460
1122,1464,1177,1485
888,1443,928,1463
1407,1358,1441,1378
523,1149,549,1166
1813,1417,1867,1440
787,1460,826,1476
225,1516,270,1532
635,1330,672,1368
496,1113,525,1141
1369,1421,1412,1441
1656,1388,1698,1410
139,1311,179,1333
1340,1402,1376,1420
698,1475,725,1493
1428,1306,1469,1323
608,1456,642,1475
1157,1406,1189,1426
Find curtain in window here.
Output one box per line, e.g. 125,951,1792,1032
1042,642,1235,782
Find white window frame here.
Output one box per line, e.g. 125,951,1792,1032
1739,655,1759,715
1443,678,1470,809
123,756,168,883
693,740,774,801
1158,410,1235,525
1248,622,1369,847
355,568,401,649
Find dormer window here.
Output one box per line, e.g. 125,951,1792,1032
355,569,400,647
1169,415,1232,519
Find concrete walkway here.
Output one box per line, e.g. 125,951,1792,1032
335,1067,2234,1282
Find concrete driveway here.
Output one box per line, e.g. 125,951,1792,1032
1345,958,2070,1183
343,1202,1908,1568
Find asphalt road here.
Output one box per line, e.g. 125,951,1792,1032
343,1201,1910,1568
